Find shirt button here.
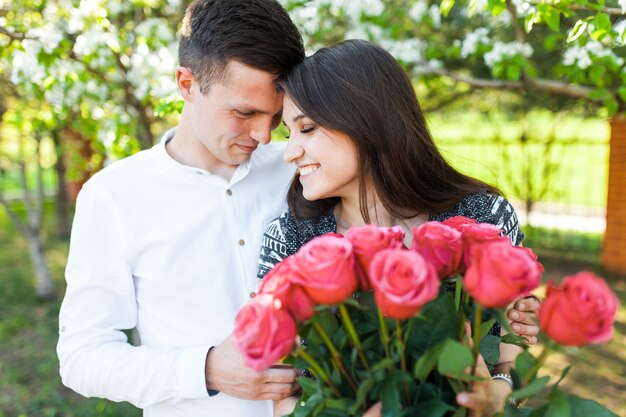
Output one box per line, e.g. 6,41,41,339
60,326,66,332
195,170,203,175
238,239,245,246
226,189,232,196
249,291,257,299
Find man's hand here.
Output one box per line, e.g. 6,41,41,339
507,295,541,344
205,335,301,400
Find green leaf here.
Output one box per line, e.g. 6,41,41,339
589,65,606,85
487,0,506,15
437,339,474,376
347,378,375,414
506,65,522,81
552,365,571,392
543,8,560,32
568,395,620,417
380,376,402,417
479,318,497,339
567,20,588,43
479,334,501,367
412,399,456,417
511,375,550,399
501,333,530,347
618,86,626,103
594,13,612,31
414,343,443,382
440,0,455,17
407,294,459,357
513,350,537,382
547,390,570,417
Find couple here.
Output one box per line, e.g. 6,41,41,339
57,1,540,417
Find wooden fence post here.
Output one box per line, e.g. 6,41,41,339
603,116,626,276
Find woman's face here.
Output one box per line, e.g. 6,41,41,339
282,96,359,201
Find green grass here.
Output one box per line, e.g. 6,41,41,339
428,111,610,208
0,201,141,417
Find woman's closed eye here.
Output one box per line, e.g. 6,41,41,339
301,125,316,134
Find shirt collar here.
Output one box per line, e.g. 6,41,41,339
157,127,252,187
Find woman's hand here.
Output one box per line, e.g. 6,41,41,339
456,354,510,417
457,321,512,416
273,396,300,417
507,295,541,344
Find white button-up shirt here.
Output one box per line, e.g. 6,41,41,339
57,129,295,417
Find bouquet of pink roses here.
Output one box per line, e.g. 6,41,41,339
234,217,619,417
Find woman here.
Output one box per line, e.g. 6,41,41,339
259,39,539,416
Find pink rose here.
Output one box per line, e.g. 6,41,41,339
539,272,619,346
463,241,543,308
441,216,478,231
411,222,463,279
259,257,316,323
369,249,440,319
291,235,358,305
234,295,297,371
345,225,405,290
461,223,508,267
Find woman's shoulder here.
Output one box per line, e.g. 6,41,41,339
258,209,336,278
430,193,525,245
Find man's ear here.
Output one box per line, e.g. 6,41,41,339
176,67,195,101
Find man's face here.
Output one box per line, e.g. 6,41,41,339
188,61,283,167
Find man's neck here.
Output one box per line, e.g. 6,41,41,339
166,116,238,182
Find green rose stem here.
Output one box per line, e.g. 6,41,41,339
395,319,410,405
295,346,342,397
522,343,551,385
312,321,358,392
457,287,471,342
470,304,482,377
338,303,370,369
377,308,391,360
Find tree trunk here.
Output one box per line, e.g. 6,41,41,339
26,229,55,300
52,128,70,238
602,116,626,276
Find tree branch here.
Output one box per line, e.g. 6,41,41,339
416,68,602,102
0,26,33,41
525,1,624,16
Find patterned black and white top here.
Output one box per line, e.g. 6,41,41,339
257,192,524,279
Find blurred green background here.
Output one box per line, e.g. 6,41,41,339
1,0,625,416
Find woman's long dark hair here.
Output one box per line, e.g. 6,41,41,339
280,39,500,223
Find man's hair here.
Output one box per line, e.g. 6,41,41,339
179,0,305,94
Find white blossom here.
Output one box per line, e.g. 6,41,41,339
563,41,625,67
619,0,626,13
460,28,490,58
429,5,441,28
483,41,533,67
409,0,428,21
380,38,425,65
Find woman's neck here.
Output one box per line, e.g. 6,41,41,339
334,196,429,245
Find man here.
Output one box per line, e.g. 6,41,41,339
58,1,304,416
57,1,540,416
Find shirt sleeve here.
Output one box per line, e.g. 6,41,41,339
57,181,209,408
257,216,290,279
486,195,525,246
